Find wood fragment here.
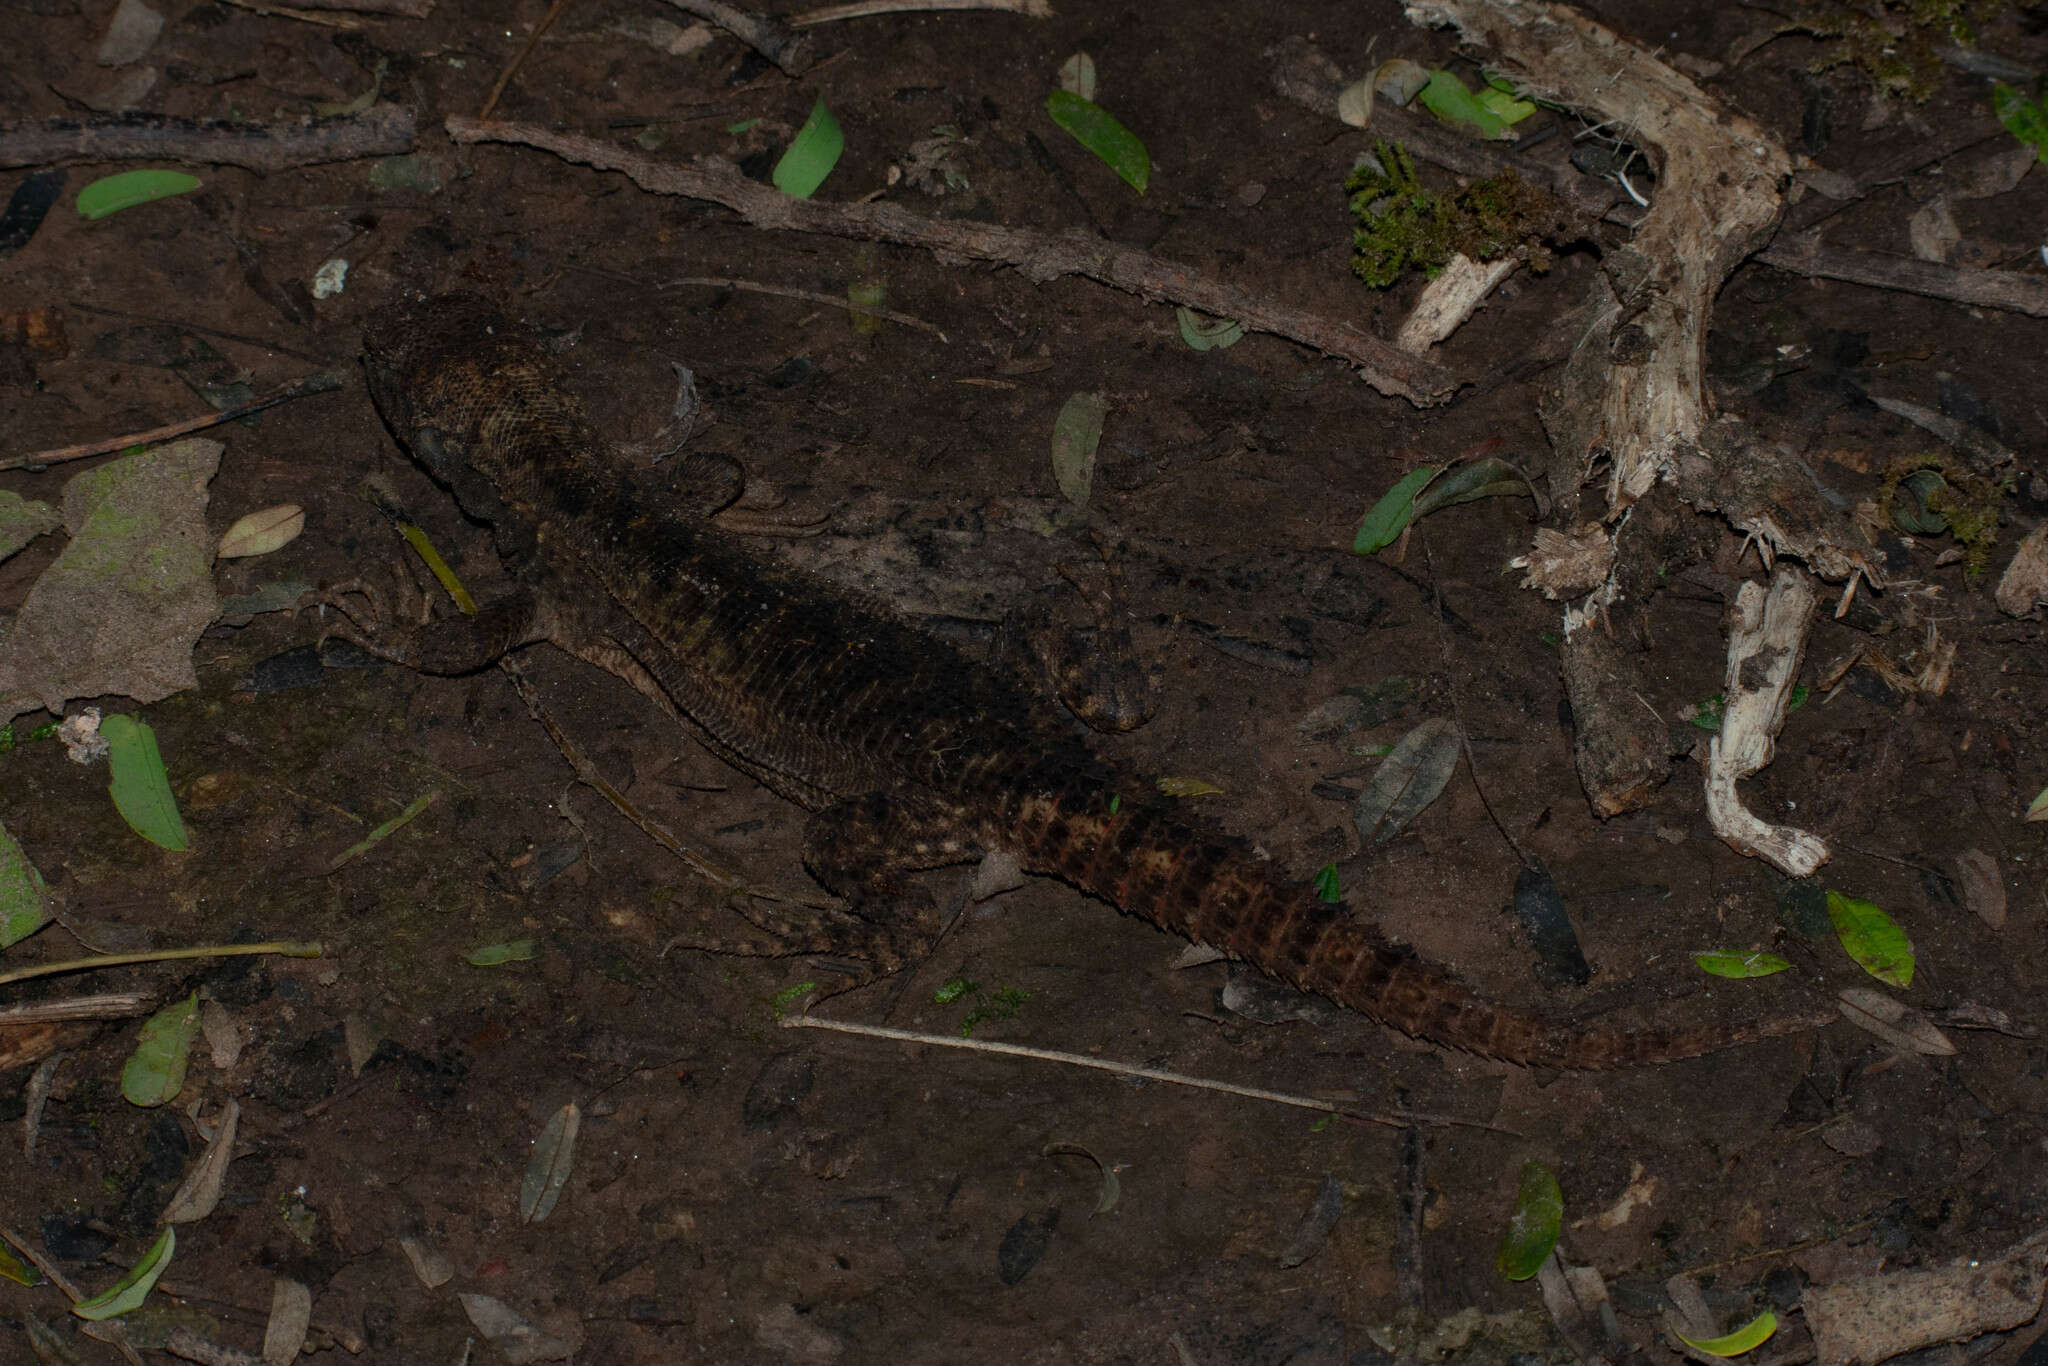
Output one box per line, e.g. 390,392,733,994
0,106,414,172
657,0,812,73
444,115,1455,403
1758,235,2048,319
1705,567,1828,876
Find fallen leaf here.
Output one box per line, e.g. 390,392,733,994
1049,391,1106,508
1837,987,1955,1055
1354,716,1460,844
262,1277,311,1366
1951,849,2005,929
163,1099,239,1223
121,991,200,1106
520,1101,580,1224
1497,1160,1562,1281
1826,891,1914,987
216,505,303,559
73,1227,173,1320
457,1293,577,1364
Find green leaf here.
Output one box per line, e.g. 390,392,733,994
1353,466,1440,554
1994,83,2048,163
120,992,200,1108
1417,70,1509,139
1049,391,1107,507
1826,891,1915,987
933,977,974,1005
772,97,844,199
102,714,189,852
1312,864,1341,903
73,1227,174,1320
1175,306,1245,351
77,170,201,221
0,1243,41,1287
1408,456,1538,521
1476,83,1537,126
2028,783,2048,822
1693,950,1791,979
0,817,49,949
1046,90,1150,193
1676,1311,1778,1357
1496,1160,1562,1281
466,939,538,967
728,117,760,135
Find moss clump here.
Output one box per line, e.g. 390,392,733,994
1880,451,2008,575
1345,141,1567,289
1805,0,1997,102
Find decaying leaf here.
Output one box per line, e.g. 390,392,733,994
457,1293,577,1364
1049,391,1107,508
1155,776,1223,798
1837,987,1954,1056
1511,524,1613,600
0,439,223,725
1951,849,2006,929
520,1101,580,1224
216,505,304,559
200,999,242,1070
1276,1173,1345,1268
163,1098,239,1223
1042,1142,1121,1216
399,1235,454,1289
1354,716,1460,844
1995,522,2048,616
262,1276,311,1366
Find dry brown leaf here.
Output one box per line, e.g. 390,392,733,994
1837,988,1956,1056
163,1098,239,1223
1952,849,2006,929
217,504,304,559
1995,522,2048,616
262,1276,311,1366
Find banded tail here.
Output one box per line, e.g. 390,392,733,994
996,778,1829,1069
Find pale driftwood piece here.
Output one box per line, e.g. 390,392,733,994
1405,0,1791,513
1705,567,1828,877
0,106,414,172
1395,253,1520,352
1757,233,2048,319
1803,1227,2048,1366
444,116,1456,403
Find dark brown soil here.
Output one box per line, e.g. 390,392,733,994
4,0,2048,1362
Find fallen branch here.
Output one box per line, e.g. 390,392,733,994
659,0,813,73
1757,233,2048,318
1,371,344,472
444,115,1456,403
0,106,414,172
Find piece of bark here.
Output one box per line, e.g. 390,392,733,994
0,105,414,172
444,116,1455,403
1560,622,1668,817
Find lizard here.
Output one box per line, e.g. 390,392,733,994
352,291,1834,1069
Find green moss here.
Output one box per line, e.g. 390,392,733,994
1805,0,2000,102
1345,141,1568,289
1880,452,2009,576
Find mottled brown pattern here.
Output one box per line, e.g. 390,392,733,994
359,294,1831,1068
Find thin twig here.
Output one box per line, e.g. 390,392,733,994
66,302,329,364
1,372,343,472
478,0,574,122
323,790,439,873
445,115,1454,403
0,940,322,989
565,262,950,340
790,0,1051,25
0,107,413,172
0,992,156,1025
782,1013,1521,1134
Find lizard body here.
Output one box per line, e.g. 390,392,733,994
358,293,1829,1069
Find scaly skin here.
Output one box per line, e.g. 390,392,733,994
359,293,1831,1068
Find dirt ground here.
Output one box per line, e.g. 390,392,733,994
4,0,2048,1361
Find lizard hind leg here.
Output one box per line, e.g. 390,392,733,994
797,788,986,974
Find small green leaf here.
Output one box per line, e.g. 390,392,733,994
1046,90,1150,193
769,980,815,1018
1693,950,1791,979
1107,794,1121,814
1417,69,1509,139
2028,784,2048,822
1676,1311,1778,1357
121,992,200,1108
1175,306,1245,351
73,1227,174,1320
465,939,538,967
933,977,975,1005
1826,891,1915,987
1313,865,1341,903
1353,466,1440,555
728,117,760,134
1475,83,1537,126
846,279,886,337
1156,776,1223,798
772,97,843,199
1049,391,1107,507
1994,82,2048,163
0,1243,42,1287
0,818,50,949
1496,1160,1562,1281
77,170,201,221
102,714,189,852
